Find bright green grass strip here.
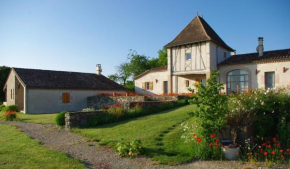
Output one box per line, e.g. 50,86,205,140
0,123,86,169
71,104,197,165
0,111,56,124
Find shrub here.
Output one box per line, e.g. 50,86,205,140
1,110,17,121
5,105,18,112
55,111,66,126
0,104,5,111
116,139,143,157
107,103,124,121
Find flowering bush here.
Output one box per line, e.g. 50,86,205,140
2,110,17,121
107,103,125,121
181,122,223,160
0,104,6,111
5,104,18,112
242,137,290,164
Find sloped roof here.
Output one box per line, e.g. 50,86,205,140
164,15,234,51
134,65,167,80
219,48,290,66
12,68,126,90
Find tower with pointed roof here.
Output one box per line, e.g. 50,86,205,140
165,15,234,93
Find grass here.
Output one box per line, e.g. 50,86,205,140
0,123,86,169
0,111,56,124
72,104,198,165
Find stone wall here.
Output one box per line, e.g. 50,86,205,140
129,101,176,109
65,111,103,130
87,95,184,110
87,95,145,110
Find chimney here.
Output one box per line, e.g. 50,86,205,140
256,37,264,57
231,50,236,56
96,64,102,75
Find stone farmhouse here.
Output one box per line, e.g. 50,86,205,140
3,65,126,114
134,15,290,94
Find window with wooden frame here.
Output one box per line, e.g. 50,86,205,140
62,93,70,103
185,80,189,87
142,82,153,90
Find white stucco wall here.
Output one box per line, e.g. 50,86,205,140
134,71,168,95
209,42,232,71
219,61,290,93
173,75,206,93
5,70,16,105
26,89,126,114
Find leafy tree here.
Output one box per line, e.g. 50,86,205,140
0,66,11,103
127,50,150,77
157,48,167,66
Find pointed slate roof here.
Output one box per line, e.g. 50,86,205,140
11,68,126,90
164,15,234,51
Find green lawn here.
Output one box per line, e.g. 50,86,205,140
0,111,56,124
72,104,198,165
0,123,86,169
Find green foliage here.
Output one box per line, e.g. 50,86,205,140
1,110,18,121
0,66,11,103
124,81,135,91
5,104,18,112
0,104,6,111
157,48,167,66
277,120,290,147
55,111,66,126
116,139,143,157
189,71,228,136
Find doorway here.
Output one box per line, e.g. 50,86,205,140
163,81,168,94
265,72,275,89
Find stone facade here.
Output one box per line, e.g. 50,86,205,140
129,101,176,109
65,111,104,130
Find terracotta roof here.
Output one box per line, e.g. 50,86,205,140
134,65,167,80
219,48,290,66
12,68,126,90
164,15,234,51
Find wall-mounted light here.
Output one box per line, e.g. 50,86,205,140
255,69,258,75
283,67,286,73
155,79,158,83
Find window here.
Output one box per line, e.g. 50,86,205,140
185,80,189,87
186,53,191,60
227,70,249,94
224,52,227,58
142,82,153,90
62,93,70,103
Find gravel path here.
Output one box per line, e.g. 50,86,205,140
1,121,276,169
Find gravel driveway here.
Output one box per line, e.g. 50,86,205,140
1,121,282,169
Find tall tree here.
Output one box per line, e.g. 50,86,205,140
127,50,150,77
0,66,11,103
158,48,167,66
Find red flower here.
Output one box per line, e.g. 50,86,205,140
262,143,266,146
276,143,280,147
271,151,275,155
286,148,290,152
196,137,200,140
210,134,215,138
197,139,202,143
209,143,213,147
280,149,284,153
193,134,196,137
215,144,219,148
273,137,277,142
264,152,268,156
214,139,219,143
260,149,263,152
266,145,271,148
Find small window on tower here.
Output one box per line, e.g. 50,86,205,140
186,53,191,60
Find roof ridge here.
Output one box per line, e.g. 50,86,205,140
164,15,200,47
13,67,97,75
197,16,211,40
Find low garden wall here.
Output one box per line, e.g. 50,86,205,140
87,95,185,110
65,111,103,130
87,95,145,109
129,101,176,109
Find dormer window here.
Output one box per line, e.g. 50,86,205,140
186,53,191,60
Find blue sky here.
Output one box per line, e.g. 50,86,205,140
0,0,289,76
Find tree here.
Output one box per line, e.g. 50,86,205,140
158,48,167,66
116,63,131,85
127,50,150,77
0,66,11,103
